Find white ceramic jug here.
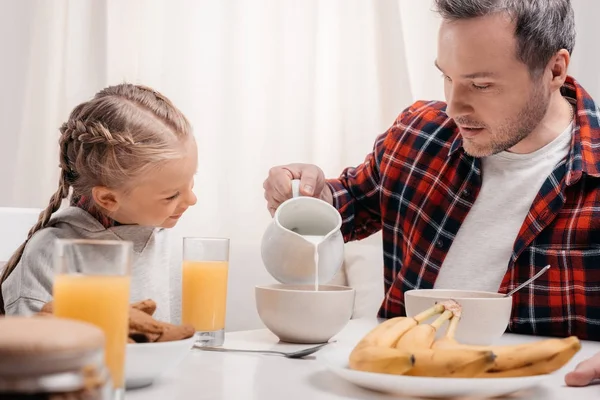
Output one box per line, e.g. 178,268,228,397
261,180,344,286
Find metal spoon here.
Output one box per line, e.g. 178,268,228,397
504,265,551,297
193,341,333,359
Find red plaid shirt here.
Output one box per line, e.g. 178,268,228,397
328,76,600,340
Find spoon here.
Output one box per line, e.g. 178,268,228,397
504,265,551,297
194,341,333,359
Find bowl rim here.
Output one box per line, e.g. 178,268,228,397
404,288,512,300
255,283,354,293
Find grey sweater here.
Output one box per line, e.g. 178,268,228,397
1,207,181,323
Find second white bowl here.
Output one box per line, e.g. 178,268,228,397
404,289,513,345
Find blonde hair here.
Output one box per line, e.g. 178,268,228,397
0,83,192,314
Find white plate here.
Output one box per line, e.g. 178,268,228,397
318,346,549,398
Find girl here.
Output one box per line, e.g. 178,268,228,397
0,83,197,323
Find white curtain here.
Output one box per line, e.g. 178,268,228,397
0,0,412,234
569,0,600,98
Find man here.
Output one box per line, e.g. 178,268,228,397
263,0,599,387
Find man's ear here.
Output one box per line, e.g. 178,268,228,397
547,49,570,91
91,186,120,213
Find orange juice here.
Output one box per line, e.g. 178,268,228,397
182,260,228,331
53,274,130,388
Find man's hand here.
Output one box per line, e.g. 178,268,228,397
263,163,332,216
565,351,600,386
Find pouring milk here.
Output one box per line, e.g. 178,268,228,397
301,235,326,290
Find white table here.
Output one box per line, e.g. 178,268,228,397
126,319,600,399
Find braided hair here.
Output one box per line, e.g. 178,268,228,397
0,83,192,314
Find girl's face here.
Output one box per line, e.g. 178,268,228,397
93,139,198,228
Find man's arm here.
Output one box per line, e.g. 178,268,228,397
327,131,389,243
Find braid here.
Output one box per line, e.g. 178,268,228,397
0,126,77,313
62,120,136,147
0,172,70,314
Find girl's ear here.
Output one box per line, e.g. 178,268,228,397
91,186,120,212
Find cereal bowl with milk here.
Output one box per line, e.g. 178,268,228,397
255,284,355,344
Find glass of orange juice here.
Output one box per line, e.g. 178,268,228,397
181,237,229,347
52,239,132,400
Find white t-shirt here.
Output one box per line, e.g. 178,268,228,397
434,123,573,291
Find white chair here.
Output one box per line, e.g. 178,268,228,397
0,207,42,267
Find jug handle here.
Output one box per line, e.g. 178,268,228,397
291,179,301,198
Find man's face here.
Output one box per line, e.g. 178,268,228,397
436,13,551,157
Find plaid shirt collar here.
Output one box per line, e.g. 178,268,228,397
448,76,600,185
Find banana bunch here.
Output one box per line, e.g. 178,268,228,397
432,308,582,377
348,300,581,379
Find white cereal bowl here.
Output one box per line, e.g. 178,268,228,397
124,336,195,389
255,284,355,344
404,289,513,345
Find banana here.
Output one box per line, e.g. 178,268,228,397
430,309,462,349
406,348,496,378
348,345,415,375
351,303,445,352
349,317,414,374
432,313,582,373
348,304,448,375
395,309,453,350
477,336,582,377
371,317,421,348
374,304,446,348
353,317,409,348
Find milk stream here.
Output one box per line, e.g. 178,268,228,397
302,235,326,291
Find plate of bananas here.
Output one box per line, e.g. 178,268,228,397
319,301,581,398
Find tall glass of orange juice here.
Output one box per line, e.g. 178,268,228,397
181,237,229,347
52,239,132,400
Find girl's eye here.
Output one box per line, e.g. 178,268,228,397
473,83,490,90
166,192,180,201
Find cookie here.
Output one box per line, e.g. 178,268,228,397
40,301,54,314
155,322,195,342
130,299,157,316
